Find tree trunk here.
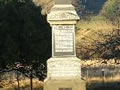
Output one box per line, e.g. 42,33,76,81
30,73,33,90
17,71,20,90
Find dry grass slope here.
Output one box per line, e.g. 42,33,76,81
0,78,43,89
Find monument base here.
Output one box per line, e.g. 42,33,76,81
44,78,86,90
44,57,86,90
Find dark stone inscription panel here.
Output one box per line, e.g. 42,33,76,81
53,25,75,56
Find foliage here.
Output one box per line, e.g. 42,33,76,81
33,0,55,14
73,0,86,17
101,0,120,27
76,0,120,59
0,0,51,79
77,28,120,60
73,0,107,18
76,19,119,60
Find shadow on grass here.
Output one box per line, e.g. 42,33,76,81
87,81,120,90
0,87,43,90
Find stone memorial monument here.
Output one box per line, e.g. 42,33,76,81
44,0,86,90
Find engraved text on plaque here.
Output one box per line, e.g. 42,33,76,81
53,25,75,56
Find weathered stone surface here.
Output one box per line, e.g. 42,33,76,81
44,0,86,90
47,5,79,21
47,57,81,79
55,0,72,4
48,11,79,21
44,79,86,90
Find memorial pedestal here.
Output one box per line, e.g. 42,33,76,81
44,0,86,90
44,78,86,90
44,57,86,90
46,57,81,79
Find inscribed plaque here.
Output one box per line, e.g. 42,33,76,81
53,25,75,56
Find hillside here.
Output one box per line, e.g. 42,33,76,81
74,0,120,59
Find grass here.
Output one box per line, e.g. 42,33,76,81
76,16,114,30
81,59,120,90
76,18,113,46
87,82,120,90
76,15,119,59
0,78,43,90
76,16,115,43
86,75,120,83
1,76,120,90
1,59,120,90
